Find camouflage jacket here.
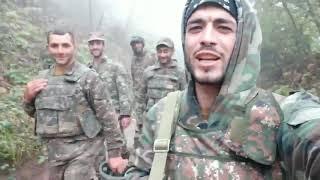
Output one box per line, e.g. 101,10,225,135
23,62,125,157
126,0,320,179
131,50,156,96
135,60,186,124
278,91,320,180
88,57,132,116
128,83,283,180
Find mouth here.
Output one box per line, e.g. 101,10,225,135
195,51,221,61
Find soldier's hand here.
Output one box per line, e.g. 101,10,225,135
23,79,48,103
108,156,128,174
120,116,132,129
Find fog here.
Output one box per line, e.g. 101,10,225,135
95,0,187,63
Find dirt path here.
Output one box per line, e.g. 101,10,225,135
15,159,49,180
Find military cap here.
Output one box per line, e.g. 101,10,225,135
156,37,174,49
88,31,105,42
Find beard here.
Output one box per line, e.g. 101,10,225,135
185,57,225,86
132,47,143,55
91,50,103,58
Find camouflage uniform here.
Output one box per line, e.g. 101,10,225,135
126,0,320,179
23,62,125,180
131,50,156,103
88,57,132,117
136,60,186,117
278,91,320,179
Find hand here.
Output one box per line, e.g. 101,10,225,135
120,116,131,129
23,79,48,103
107,156,128,174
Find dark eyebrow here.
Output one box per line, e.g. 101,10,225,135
187,18,204,26
214,18,236,25
187,17,236,26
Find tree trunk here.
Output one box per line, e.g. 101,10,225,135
281,0,309,56
305,0,320,35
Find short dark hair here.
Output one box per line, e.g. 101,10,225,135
46,29,75,44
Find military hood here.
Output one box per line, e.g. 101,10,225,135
182,0,261,96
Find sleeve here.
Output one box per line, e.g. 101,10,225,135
135,70,148,125
178,68,187,90
84,71,125,158
22,101,36,117
116,65,132,116
277,91,320,180
126,100,165,179
22,70,48,118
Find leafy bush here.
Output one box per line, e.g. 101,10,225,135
0,86,42,172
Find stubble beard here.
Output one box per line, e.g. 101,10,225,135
185,58,224,86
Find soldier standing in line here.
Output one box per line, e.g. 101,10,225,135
87,32,132,133
130,36,157,145
23,29,128,180
135,37,186,118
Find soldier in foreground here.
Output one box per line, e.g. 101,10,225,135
23,29,128,179
87,32,132,131
135,37,186,118
124,0,320,179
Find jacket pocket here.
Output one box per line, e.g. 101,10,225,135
35,96,82,137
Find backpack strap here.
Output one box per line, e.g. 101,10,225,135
149,91,182,180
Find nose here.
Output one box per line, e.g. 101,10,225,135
200,25,217,47
57,45,64,54
159,52,166,58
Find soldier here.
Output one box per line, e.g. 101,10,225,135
136,37,186,117
130,36,156,95
23,29,128,180
87,32,132,130
124,0,320,179
130,36,156,143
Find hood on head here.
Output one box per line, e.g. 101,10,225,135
182,0,262,95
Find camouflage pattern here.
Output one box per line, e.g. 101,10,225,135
128,84,283,179
88,57,132,116
278,91,320,180
126,0,320,179
131,50,156,101
23,62,125,179
46,137,105,180
135,60,186,117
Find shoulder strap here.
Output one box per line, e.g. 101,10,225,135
149,91,182,180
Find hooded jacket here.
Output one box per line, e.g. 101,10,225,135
127,0,320,179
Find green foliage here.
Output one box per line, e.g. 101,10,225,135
0,86,42,172
0,2,44,174
4,67,31,85
256,0,320,91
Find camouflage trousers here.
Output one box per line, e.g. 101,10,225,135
45,136,105,180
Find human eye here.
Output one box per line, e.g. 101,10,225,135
49,43,58,48
187,24,203,33
218,25,234,33
62,43,71,48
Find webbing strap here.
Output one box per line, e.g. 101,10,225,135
149,91,182,180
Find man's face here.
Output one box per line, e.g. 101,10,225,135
156,46,174,65
88,40,104,58
185,5,237,85
131,42,144,54
47,33,75,66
